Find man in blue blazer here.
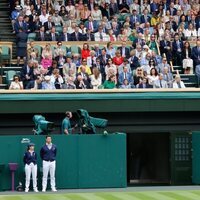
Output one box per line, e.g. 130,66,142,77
118,65,133,86
14,15,28,34
59,27,72,41
130,10,140,28
84,16,98,33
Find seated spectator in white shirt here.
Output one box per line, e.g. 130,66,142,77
94,26,109,42
173,75,186,88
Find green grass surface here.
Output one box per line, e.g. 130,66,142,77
1,190,200,200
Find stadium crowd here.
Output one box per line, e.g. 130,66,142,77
8,0,200,89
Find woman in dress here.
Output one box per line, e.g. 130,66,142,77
90,67,102,89
182,41,193,74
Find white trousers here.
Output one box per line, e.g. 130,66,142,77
25,163,37,190
42,160,56,190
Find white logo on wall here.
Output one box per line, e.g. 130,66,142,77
21,138,31,144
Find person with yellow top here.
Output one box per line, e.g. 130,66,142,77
150,11,160,27
77,59,92,75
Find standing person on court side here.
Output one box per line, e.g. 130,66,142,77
61,111,74,134
40,136,57,192
23,143,38,192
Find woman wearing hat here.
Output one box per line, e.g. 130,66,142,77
23,143,38,192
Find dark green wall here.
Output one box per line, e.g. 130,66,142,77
0,134,127,191
0,92,200,113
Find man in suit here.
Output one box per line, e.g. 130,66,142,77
188,15,199,30
93,44,102,57
167,2,177,16
150,0,158,13
84,29,95,41
98,48,111,67
27,41,39,59
43,16,55,33
94,26,109,42
118,66,133,86
135,22,144,34
111,21,120,37
117,41,130,59
25,76,42,89
14,15,28,34
192,39,200,71
130,10,140,28
21,60,35,88
46,27,59,41
32,0,42,13
59,27,71,41
132,32,145,49
109,0,118,18
55,51,67,70
140,9,151,24
154,73,168,88
172,33,184,66
36,25,46,41
75,74,91,89
163,66,173,88
84,16,98,33
70,26,84,41
159,35,172,62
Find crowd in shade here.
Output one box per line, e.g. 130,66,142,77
8,0,200,89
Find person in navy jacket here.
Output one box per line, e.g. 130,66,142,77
23,143,38,192
40,135,57,192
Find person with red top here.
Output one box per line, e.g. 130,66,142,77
112,50,124,67
81,43,91,59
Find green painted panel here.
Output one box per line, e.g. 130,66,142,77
0,134,126,191
78,134,126,188
192,132,200,184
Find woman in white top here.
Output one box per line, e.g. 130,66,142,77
184,23,197,38
105,58,117,82
50,69,64,89
91,4,102,22
9,75,23,90
147,68,159,86
163,10,170,23
106,42,116,58
90,67,102,89
174,0,181,11
129,0,140,14
140,0,150,13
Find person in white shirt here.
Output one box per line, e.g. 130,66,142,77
91,4,102,22
184,23,197,38
50,69,64,89
94,26,109,41
9,75,24,90
90,67,102,89
173,75,186,88
39,9,50,25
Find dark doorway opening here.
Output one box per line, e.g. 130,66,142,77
127,133,170,185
